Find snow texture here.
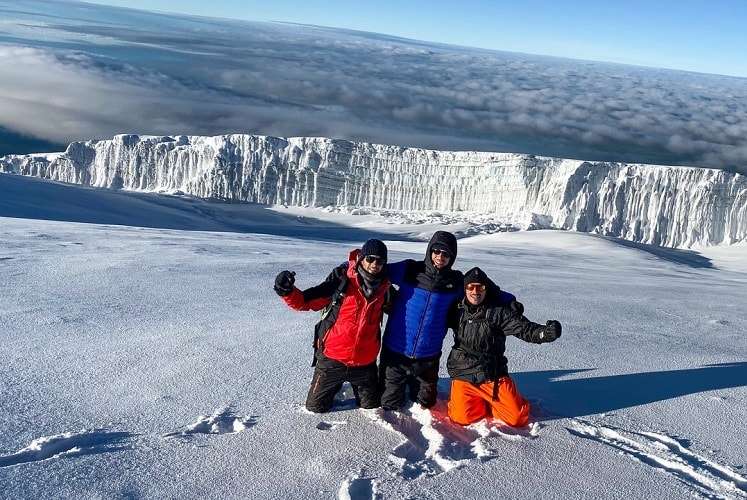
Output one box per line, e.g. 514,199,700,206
2,133,746,248
164,407,258,438
0,430,133,468
1,173,746,499
568,420,747,499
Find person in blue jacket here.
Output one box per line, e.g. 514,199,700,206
379,231,517,410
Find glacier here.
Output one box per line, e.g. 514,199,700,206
1,133,746,249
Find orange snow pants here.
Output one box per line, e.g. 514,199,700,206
448,376,530,427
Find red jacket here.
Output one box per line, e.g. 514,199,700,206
283,249,390,367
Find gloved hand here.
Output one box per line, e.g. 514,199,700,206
540,320,562,342
274,270,296,297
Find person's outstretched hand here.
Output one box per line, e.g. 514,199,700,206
274,270,296,297
541,320,562,342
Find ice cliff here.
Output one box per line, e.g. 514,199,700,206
1,134,746,248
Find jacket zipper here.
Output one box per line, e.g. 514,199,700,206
350,297,364,364
350,283,384,365
410,290,432,357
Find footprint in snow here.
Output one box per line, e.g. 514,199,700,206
708,319,731,326
0,429,133,468
165,407,258,439
567,419,747,498
316,421,347,431
337,470,381,500
364,402,540,481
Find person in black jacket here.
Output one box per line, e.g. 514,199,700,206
446,267,561,427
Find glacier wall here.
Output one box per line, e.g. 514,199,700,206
1,134,746,248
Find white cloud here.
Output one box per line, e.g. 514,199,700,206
1,2,746,174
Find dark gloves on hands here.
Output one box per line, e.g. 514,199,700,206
540,320,562,342
274,270,296,297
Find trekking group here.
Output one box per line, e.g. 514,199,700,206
273,231,561,427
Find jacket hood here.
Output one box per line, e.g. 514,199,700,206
347,249,361,278
425,231,458,269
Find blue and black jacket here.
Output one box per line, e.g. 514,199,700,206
381,232,468,358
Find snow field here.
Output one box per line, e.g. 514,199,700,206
1,178,746,499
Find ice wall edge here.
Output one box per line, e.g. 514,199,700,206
1,133,745,248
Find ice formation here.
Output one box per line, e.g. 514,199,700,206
1,134,746,248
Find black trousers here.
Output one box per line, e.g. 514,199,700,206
305,353,380,413
378,347,440,411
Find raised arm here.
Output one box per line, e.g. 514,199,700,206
493,302,562,344
275,265,347,312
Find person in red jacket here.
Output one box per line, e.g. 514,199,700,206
274,239,392,413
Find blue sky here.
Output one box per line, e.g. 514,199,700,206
1,0,746,170
94,0,747,77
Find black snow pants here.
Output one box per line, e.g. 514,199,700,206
378,347,440,411
305,353,380,413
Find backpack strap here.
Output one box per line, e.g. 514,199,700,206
380,284,396,324
311,274,349,366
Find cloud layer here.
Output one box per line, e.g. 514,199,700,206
0,0,746,173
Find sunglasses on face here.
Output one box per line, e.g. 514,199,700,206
364,255,385,264
465,283,486,292
431,248,451,258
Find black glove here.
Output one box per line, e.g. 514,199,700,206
274,270,296,297
540,320,562,342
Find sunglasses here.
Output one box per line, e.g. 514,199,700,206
431,248,451,258
465,283,486,292
364,255,385,264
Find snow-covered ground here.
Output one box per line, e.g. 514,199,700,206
1,173,746,499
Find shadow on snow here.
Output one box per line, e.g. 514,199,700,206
511,362,747,421
0,173,416,244
0,430,134,468
600,235,714,269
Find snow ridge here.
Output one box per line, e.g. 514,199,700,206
164,406,258,438
568,419,747,499
2,133,746,248
0,429,133,468
337,470,381,500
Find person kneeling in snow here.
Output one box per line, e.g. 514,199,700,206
378,231,467,411
274,239,393,413
446,267,561,427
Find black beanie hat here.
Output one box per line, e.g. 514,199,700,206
361,239,388,262
463,267,490,288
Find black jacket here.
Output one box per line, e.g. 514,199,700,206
446,284,548,385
